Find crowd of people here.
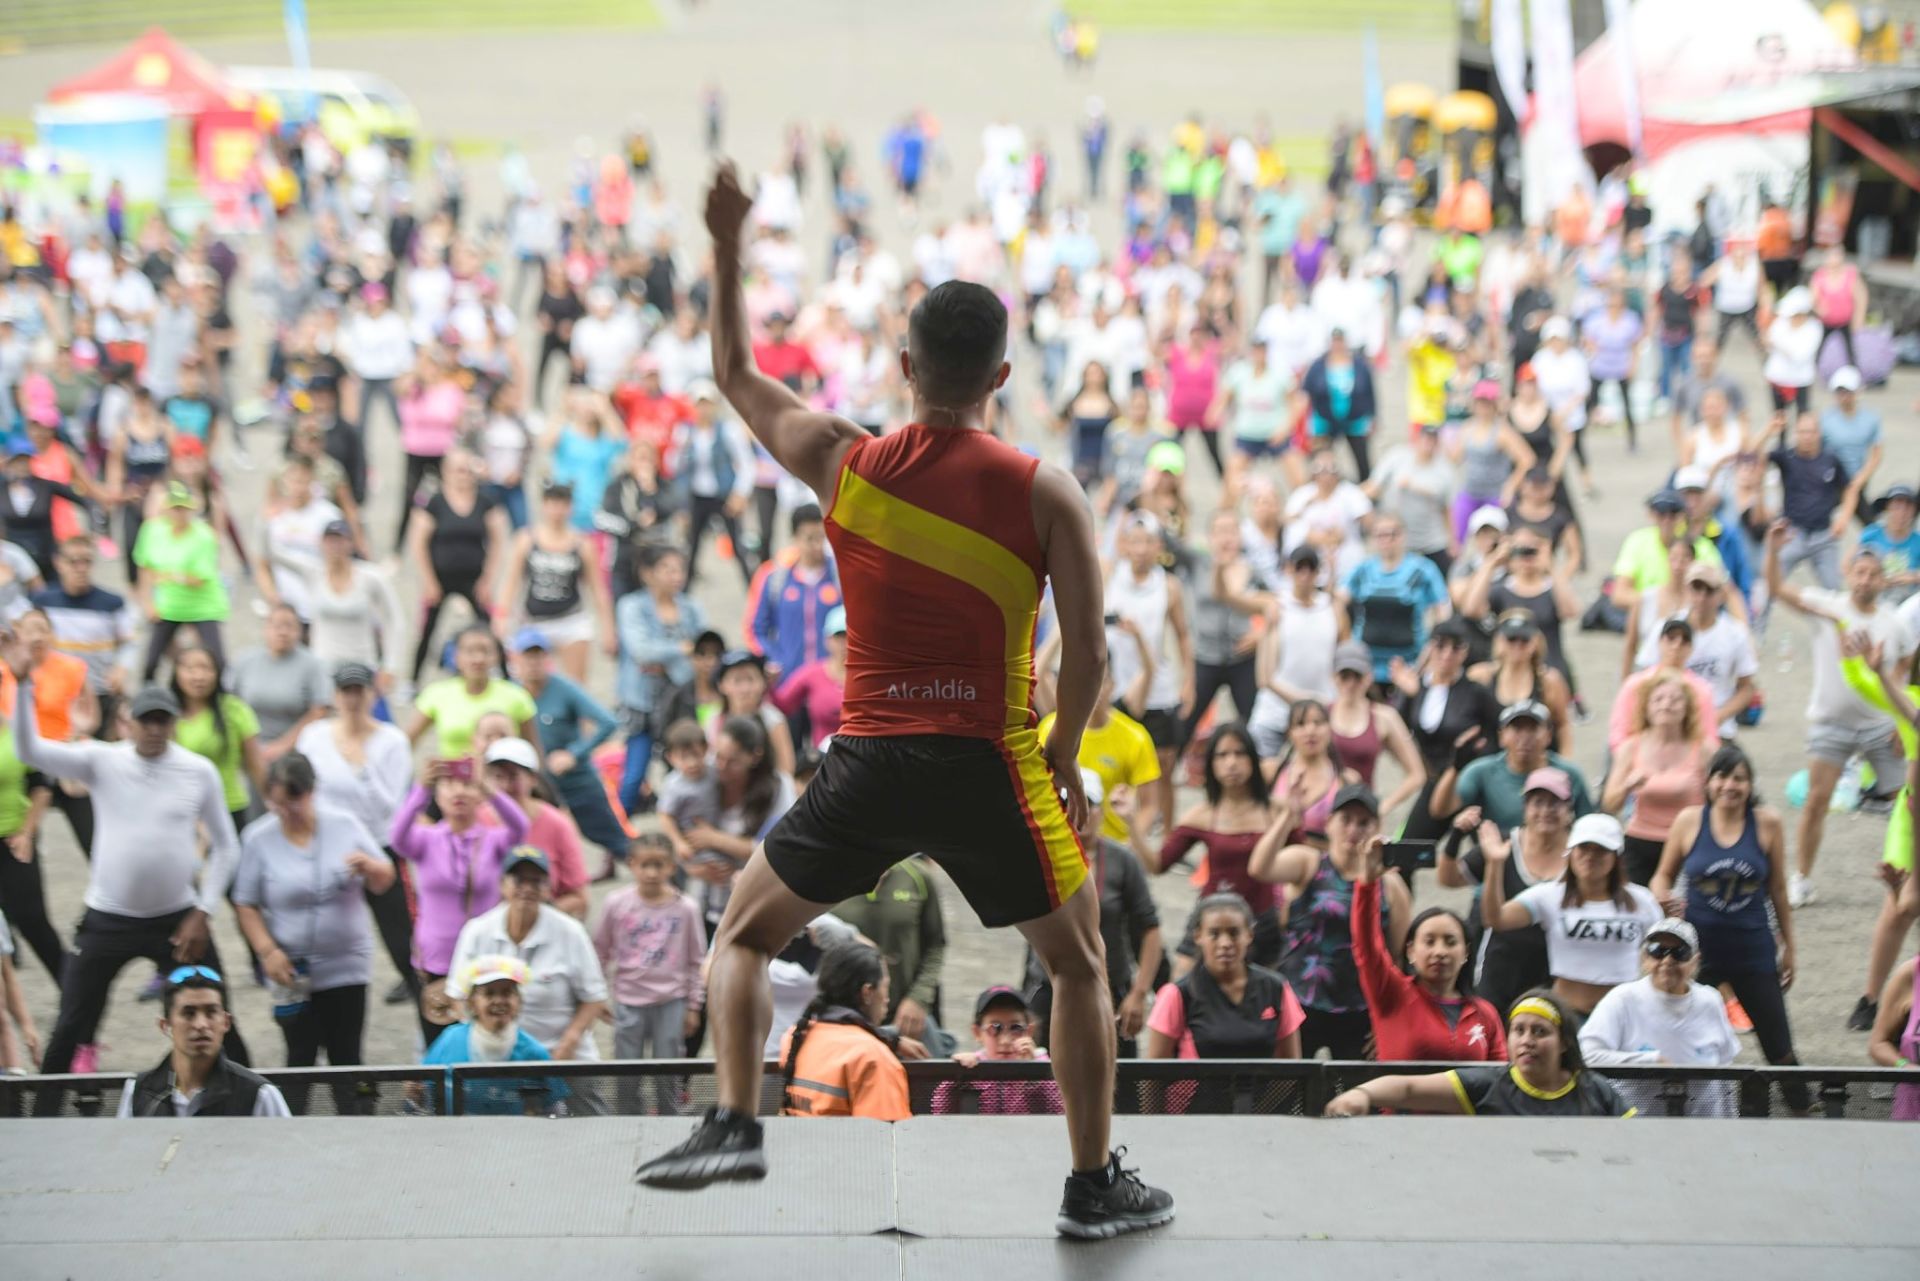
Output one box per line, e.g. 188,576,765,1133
0,94,1916,1128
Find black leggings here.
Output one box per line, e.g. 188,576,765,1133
686,493,755,589
1179,425,1225,477
1698,959,1807,1113
412,569,485,682
35,906,250,1114
1182,655,1259,747
278,983,368,1115
367,850,418,1003
1622,835,1665,887
48,786,94,859
1298,1006,1373,1060
754,486,779,558
1820,321,1856,370
142,618,224,681
392,453,444,554
535,338,571,407
1344,431,1372,482
1586,377,1636,449
0,837,63,983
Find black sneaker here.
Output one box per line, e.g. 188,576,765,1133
1847,996,1877,1033
1858,791,1897,816
636,1107,768,1189
1056,1148,1174,1239
383,979,413,1006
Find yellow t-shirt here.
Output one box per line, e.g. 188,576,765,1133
1038,708,1161,842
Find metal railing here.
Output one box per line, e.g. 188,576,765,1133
4,1059,1912,1120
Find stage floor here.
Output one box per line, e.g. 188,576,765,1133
3,1116,1914,1278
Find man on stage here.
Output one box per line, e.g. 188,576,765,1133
637,164,1173,1239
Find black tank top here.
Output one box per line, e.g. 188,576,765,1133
427,490,493,582
124,433,171,483
524,538,584,618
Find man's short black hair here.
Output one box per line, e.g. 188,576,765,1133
906,280,1008,408
791,503,824,533
163,972,229,1018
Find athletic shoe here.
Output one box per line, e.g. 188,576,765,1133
1788,873,1815,908
1858,791,1896,816
1847,996,1877,1033
1724,996,1753,1035
136,973,167,1002
1056,1148,1175,1240
71,1043,100,1074
383,979,413,1006
635,1107,767,1188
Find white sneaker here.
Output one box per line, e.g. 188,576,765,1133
1788,874,1815,908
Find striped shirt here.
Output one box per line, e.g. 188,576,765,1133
31,585,139,693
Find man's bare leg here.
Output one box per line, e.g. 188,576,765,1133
1022,876,1174,1237
1016,878,1113,1170
637,848,828,1187
1797,758,1842,880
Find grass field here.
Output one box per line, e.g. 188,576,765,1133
1071,0,1456,36
0,0,662,50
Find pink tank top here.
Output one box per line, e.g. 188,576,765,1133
1813,266,1857,327
1624,740,1706,841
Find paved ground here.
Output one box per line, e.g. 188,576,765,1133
0,3,1912,1085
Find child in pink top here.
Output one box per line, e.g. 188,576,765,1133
594,834,706,1113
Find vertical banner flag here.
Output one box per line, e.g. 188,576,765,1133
1526,0,1590,219
1490,0,1529,121
1602,0,1643,156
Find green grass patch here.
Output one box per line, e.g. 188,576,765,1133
1069,0,1455,36
1,0,662,49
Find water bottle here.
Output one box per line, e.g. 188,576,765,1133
270,958,312,1021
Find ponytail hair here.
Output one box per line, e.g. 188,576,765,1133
779,940,888,1115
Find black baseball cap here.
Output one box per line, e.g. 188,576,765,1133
1330,782,1380,817
332,661,378,689
1647,490,1686,515
1658,616,1695,643
1431,617,1474,646
502,845,551,878
129,686,182,719
1497,611,1540,641
974,985,1031,1022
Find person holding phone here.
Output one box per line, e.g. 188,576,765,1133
387,754,530,1044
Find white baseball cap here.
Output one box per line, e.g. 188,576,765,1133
1829,366,1862,392
1468,507,1509,535
1673,465,1711,492
483,737,541,773
1540,316,1572,342
1568,813,1626,853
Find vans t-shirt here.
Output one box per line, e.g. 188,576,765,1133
1513,882,1662,986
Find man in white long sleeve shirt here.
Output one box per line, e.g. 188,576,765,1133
4,642,248,1113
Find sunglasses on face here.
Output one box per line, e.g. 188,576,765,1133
1644,941,1694,962
983,1021,1030,1037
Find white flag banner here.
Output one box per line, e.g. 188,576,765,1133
1490,0,1529,120
1524,0,1592,222
1602,0,1643,156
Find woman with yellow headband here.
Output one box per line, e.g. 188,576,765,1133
1322,988,1635,1117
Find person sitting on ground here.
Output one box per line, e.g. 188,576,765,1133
1579,918,1739,1117
422,954,570,1116
932,985,1064,1115
1322,988,1635,1117
117,966,291,1118
777,939,912,1120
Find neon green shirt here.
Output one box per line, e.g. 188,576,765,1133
1610,528,1724,594
133,518,229,623
414,677,537,758
175,694,260,812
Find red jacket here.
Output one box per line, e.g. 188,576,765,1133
1351,877,1507,1063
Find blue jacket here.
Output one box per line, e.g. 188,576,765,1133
529,672,619,781
1301,354,1377,435
751,561,841,686
616,590,708,713
422,1023,569,1116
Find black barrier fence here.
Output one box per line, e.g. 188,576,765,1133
4,1059,1912,1120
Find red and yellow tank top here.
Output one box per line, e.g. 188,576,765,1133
825,424,1045,739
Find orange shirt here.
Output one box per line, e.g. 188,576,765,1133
1756,208,1792,261
777,1020,911,1120
0,653,88,740
825,424,1046,739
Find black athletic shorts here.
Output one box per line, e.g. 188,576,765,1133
764,730,1087,928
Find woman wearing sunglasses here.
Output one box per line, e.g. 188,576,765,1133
1579,919,1739,1116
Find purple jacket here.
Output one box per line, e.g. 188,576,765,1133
388,785,530,973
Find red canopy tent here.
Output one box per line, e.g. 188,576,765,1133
49,26,254,118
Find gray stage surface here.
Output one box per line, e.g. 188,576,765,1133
3,1117,1914,1278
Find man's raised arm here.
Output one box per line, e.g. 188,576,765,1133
706,164,864,499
